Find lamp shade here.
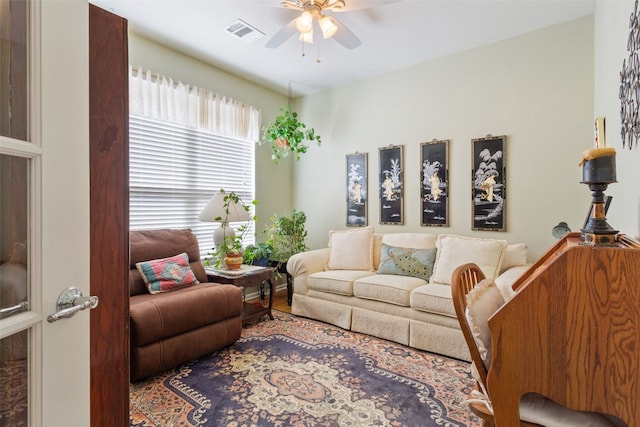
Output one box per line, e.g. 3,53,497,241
319,15,337,39
295,11,313,33
198,192,251,223
298,28,314,44
199,191,251,253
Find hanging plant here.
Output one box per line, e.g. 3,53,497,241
259,104,322,163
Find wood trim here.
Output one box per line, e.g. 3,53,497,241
1,0,28,140
89,4,130,426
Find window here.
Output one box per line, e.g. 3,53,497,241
128,68,259,257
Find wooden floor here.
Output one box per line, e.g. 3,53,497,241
247,288,291,313
272,289,291,313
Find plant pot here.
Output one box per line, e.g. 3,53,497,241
276,138,290,148
225,252,243,270
252,257,270,267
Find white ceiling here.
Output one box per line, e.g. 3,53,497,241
90,0,596,97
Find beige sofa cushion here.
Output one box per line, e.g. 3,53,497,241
381,233,437,249
308,270,373,296
354,274,426,306
500,243,528,273
431,234,507,285
326,226,374,271
410,283,456,317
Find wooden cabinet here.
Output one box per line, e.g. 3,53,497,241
487,233,640,426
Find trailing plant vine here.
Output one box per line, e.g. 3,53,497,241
259,105,322,163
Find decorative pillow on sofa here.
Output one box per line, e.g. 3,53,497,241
465,278,505,368
430,234,507,285
136,252,200,294
326,226,374,271
377,244,437,280
500,243,528,273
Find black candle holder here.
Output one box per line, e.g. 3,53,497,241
580,155,618,246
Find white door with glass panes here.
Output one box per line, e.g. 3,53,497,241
0,1,91,425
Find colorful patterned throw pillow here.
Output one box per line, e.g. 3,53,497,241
136,252,199,294
377,244,437,280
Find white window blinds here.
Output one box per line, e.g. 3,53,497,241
128,67,260,256
129,114,256,255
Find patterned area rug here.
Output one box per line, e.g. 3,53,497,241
130,311,481,427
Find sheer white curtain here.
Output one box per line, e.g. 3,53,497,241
129,66,261,141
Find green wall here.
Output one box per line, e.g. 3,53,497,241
294,16,595,260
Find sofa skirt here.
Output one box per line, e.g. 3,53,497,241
291,294,352,330
292,293,470,361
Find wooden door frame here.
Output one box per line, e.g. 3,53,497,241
89,5,130,426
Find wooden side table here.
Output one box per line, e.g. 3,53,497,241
206,266,274,325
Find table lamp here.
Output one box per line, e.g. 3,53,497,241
198,191,251,252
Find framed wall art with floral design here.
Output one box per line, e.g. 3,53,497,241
346,152,368,227
420,139,449,227
379,145,404,225
472,135,506,231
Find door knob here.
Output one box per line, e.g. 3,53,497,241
47,287,99,323
0,301,29,319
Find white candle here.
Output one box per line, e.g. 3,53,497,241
594,116,606,148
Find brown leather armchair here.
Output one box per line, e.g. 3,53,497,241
129,228,242,381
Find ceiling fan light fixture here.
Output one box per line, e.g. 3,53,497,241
295,11,314,33
298,28,314,44
318,15,338,39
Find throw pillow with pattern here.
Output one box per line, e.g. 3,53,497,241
136,252,199,294
377,244,437,280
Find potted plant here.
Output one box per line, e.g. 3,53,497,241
242,242,273,267
263,209,309,273
208,190,257,270
259,105,322,163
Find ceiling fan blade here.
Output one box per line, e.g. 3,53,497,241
280,0,304,11
332,18,361,49
324,0,346,12
265,19,298,48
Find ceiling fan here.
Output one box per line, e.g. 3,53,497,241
266,0,395,50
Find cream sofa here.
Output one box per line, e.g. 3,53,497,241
287,227,530,361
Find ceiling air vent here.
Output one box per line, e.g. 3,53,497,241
225,19,265,43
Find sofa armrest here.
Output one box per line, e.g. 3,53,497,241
286,248,329,295
287,248,329,276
